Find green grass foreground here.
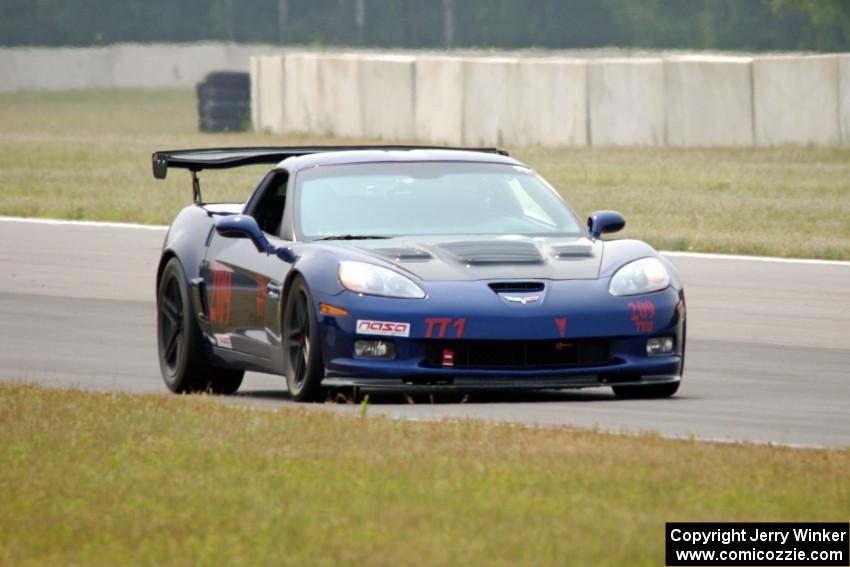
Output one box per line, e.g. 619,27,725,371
0,89,849,259
1,384,848,566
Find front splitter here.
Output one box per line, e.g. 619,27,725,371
322,374,681,392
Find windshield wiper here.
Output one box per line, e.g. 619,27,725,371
314,234,392,241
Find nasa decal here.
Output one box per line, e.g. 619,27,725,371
356,319,411,338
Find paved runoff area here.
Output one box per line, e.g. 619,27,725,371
1,217,848,448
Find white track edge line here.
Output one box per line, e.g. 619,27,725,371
660,250,850,267
1,215,849,266
0,216,168,230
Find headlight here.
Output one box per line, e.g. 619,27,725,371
338,261,426,299
609,257,670,296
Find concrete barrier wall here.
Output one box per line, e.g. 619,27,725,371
4,44,849,147
461,58,516,146
111,43,228,88
359,55,416,141
842,55,850,146
317,54,362,138
506,58,588,147
226,44,276,71
252,51,848,147
0,43,275,91
754,55,841,146
253,55,285,134
0,47,113,90
283,53,322,135
665,56,754,147
588,58,665,146
250,56,261,131
414,56,465,146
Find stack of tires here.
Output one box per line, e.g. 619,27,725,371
196,71,250,132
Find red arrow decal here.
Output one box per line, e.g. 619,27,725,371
554,317,567,337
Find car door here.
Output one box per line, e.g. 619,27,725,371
203,170,291,367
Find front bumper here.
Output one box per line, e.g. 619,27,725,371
313,279,686,391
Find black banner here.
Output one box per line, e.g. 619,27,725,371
666,523,849,566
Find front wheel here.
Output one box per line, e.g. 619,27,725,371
282,276,326,402
157,258,244,394
612,381,680,399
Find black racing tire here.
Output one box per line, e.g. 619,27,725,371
200,110,249,126
203,71,250,89
612,381,680,399
199,116,247,133
157,258,244,394
282,276,325,402
198,99,250,117
196,84,250,102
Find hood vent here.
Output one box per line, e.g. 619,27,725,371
371,247,432,262
488,281,545,293
440,240,543,264
551,244,594,260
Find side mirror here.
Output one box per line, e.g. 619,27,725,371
587,210,625,239
215,215,271,253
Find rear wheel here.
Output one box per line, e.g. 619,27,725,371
157,258,244,394
612,381,680,399
282,277,325,402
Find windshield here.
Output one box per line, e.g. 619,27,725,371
296,162,582,239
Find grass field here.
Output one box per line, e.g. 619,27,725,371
1,89,849,259
1,384,848,566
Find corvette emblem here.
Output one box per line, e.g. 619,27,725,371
503,295,540,305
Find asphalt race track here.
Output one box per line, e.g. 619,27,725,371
1,217,848,448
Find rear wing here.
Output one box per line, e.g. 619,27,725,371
151,145,510,203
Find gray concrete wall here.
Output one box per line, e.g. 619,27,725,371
251,51,848,147
665,55,754,147
317,54,362,138
0,43,276,91
842,54,850,146
282,53,322,135
110,43,227,88
461,57,516,146
359,55,417,141
0,47,114,90
753,55,841,146
506,58,588,147
588,58,665,146
4,44,849,147
414,56,466,146
253,55,285,134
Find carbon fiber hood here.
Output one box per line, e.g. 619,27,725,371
339,235,605,281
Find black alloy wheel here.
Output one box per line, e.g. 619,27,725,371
283,276,325,401
157,258,244,394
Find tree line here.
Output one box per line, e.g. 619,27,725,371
1,0,848,52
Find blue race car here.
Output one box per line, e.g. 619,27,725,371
152,146,685,401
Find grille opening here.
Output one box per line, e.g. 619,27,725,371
488,281,545,293
425,339,613,369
